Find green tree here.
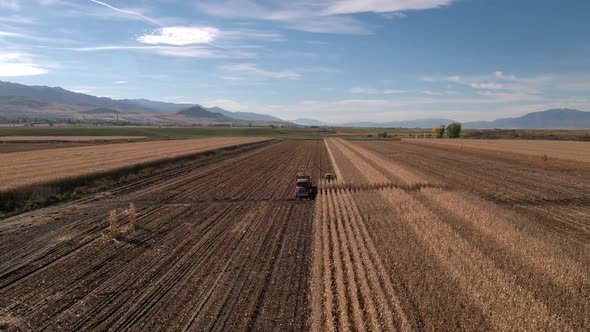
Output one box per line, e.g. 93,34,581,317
433,125,445,138
446,122,462,138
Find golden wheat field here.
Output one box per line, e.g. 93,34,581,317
413,138,590,163
0,137,269,192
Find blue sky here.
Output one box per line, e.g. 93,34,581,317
1,0,589,122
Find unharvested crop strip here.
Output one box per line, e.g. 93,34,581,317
423,189,589,290
380,188,572,331
337,138,427,185
330,139,389,185
415,188,590,328
330,189,367,331
326,189,351,331
321,188,336,332
336,190,391,331
310,192,326,331
324,139,344,184
341,190,412,331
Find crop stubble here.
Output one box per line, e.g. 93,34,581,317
0,140,331,331
0,137,269,192
1,137,588,331
310,138,589,331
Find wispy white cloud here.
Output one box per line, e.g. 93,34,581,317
112,80,127,84
220,29,286,42
350,87,406,94
197,1,370,34
39,0,73,6
216,75,245,81
71,86,97,94
423,72,546,95
470,82,504,90
88,0,163,26
0,30,72,43
0,31,22,38
420,89,457,96
68,45,255,58
0,52,48,76
0,0,18,10
0,16,35,24
39,0,167,25
476,91,540,102
138,26,219,45
204,99,245,111
290,91,544,114
220,63,300,80
198,0,456,34
382,12,408,19
324,0,455,15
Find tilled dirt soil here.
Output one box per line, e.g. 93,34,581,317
0,140,331,331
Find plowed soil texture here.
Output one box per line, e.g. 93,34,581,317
0,140,331,331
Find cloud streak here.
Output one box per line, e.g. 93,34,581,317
89,0,163,26
324,0,455,15
197,1,371,34
198,0,456,34
220,63,300,80
68,45,255,58
350,87,405,94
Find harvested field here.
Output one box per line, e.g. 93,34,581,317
0,142,94,154
1,137,588,331
310,138,589,331
0,137,269,192
0,140,331,331
414,138,590,164
0,136,147,142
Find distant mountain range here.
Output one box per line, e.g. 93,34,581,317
123,99,281,121
0,81,144,112
206,107,282,122
294,109,590,129
344,118,457,128
123,99,193,112
177,105,232,121
292,118,330,126
462,109,590,129
1,81,589,129
293,118,456,128
0,81,284,124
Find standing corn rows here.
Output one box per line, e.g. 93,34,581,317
310,138,587,330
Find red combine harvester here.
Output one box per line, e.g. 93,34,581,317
295,174,313,199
